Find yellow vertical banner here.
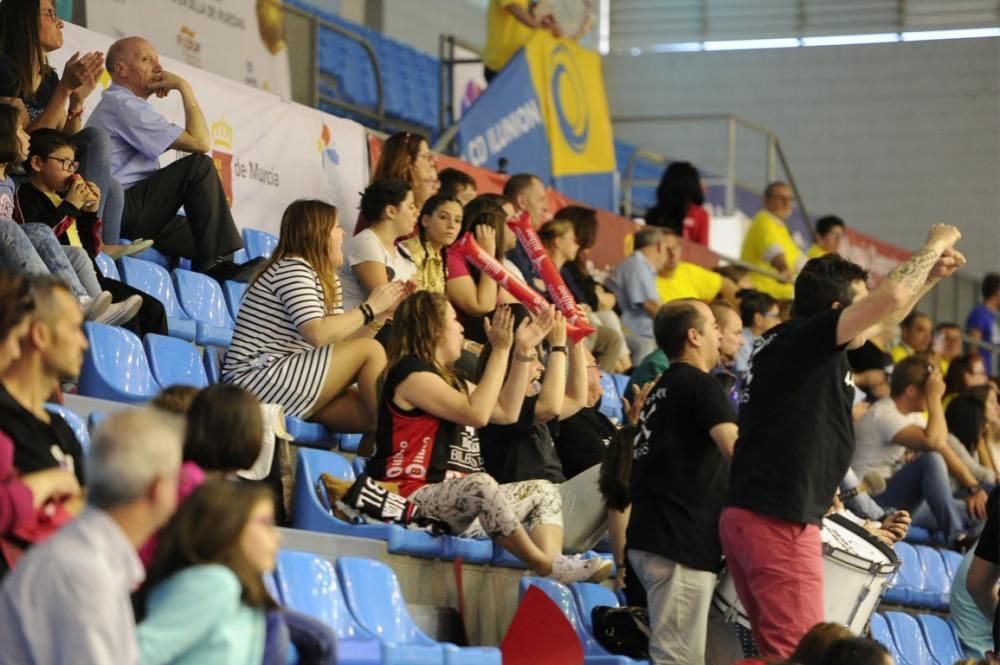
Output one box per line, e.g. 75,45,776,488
524,31,616,177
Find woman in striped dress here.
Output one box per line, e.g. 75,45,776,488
222,200,406,433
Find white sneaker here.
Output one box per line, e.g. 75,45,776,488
82,291,113,321
549,555,614,584
93,295,142,326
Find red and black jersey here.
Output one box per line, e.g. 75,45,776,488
367,357,483,496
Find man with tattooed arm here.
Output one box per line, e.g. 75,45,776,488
718,224,966,659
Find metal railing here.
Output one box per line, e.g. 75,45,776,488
613,113,809,225
281,3,386,130
434,34,486,154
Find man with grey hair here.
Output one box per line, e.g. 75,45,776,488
86,36,261,283
608,226,668,364
0,408,182,665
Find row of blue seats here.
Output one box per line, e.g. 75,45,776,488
275,551,642,665
295,446,615,571
77,322,361,451
95,228,280,348
276,551,500,664
288,0,440,132
884,542,962,611
870,611,965,665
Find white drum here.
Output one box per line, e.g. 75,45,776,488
711,514,900,634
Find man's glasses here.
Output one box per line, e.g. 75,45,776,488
45,156,79,173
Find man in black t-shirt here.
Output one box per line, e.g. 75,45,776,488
628,298,738,665
720,225,966,659
0,277,87,484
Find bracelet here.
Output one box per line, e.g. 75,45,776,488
548,345,567,354
514,351,537,363
359,303,374,325
67,106,84,121
368,319,385,332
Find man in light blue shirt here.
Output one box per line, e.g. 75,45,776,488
87,37,261,282
608,226,667,364
0,408,182,665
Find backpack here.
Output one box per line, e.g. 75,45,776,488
591,605,651,659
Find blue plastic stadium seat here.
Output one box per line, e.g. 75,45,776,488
173,269,235,347
87,411,107,435
351,457,367,478
143,333,209,389
884,542,925,606
275,551,381,665
284,416,339,449
884,611,934,665
904,524,946,546
130,243,172,270
80,322,161,404
611,374,630,401
940,548,962,581
912,545,951,610
242,228,279,261
263,571,281,604
339,432,363,453
597,371,622,424
94,252,119,280
491,544,530,570
202,345,225,384
337,557,501,665
917,614,962,665
571,583,622,647
44,403,90,455
292,448,448,558
222,280,247,321
519,577,640,665
233,248,249,265
869,613,905,664
118,256,197,342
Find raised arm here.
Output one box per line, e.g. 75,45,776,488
446,226,499,316
561,334,589,419
836,225,963,347
151,72,210,153
494,307,555,424
396,307,515,428
534,313,568,423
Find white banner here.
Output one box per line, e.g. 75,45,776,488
84,0,291,99
52,23,368,238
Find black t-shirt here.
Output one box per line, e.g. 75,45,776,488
973,486,1000,652
627,362,736,572
727,308,854,525
561,262,599,311
366,357,483,496
0,57,60,123
551,406,615,479
0,384,84,484
479,396,566,485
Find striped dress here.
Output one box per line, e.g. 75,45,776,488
222,257,341,417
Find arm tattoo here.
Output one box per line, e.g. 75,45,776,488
887,247,940,294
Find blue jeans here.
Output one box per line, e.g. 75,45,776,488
0,220,87,298
875,451,965,540
73,126,124,244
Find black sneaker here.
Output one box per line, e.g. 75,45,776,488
203,257,267,283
